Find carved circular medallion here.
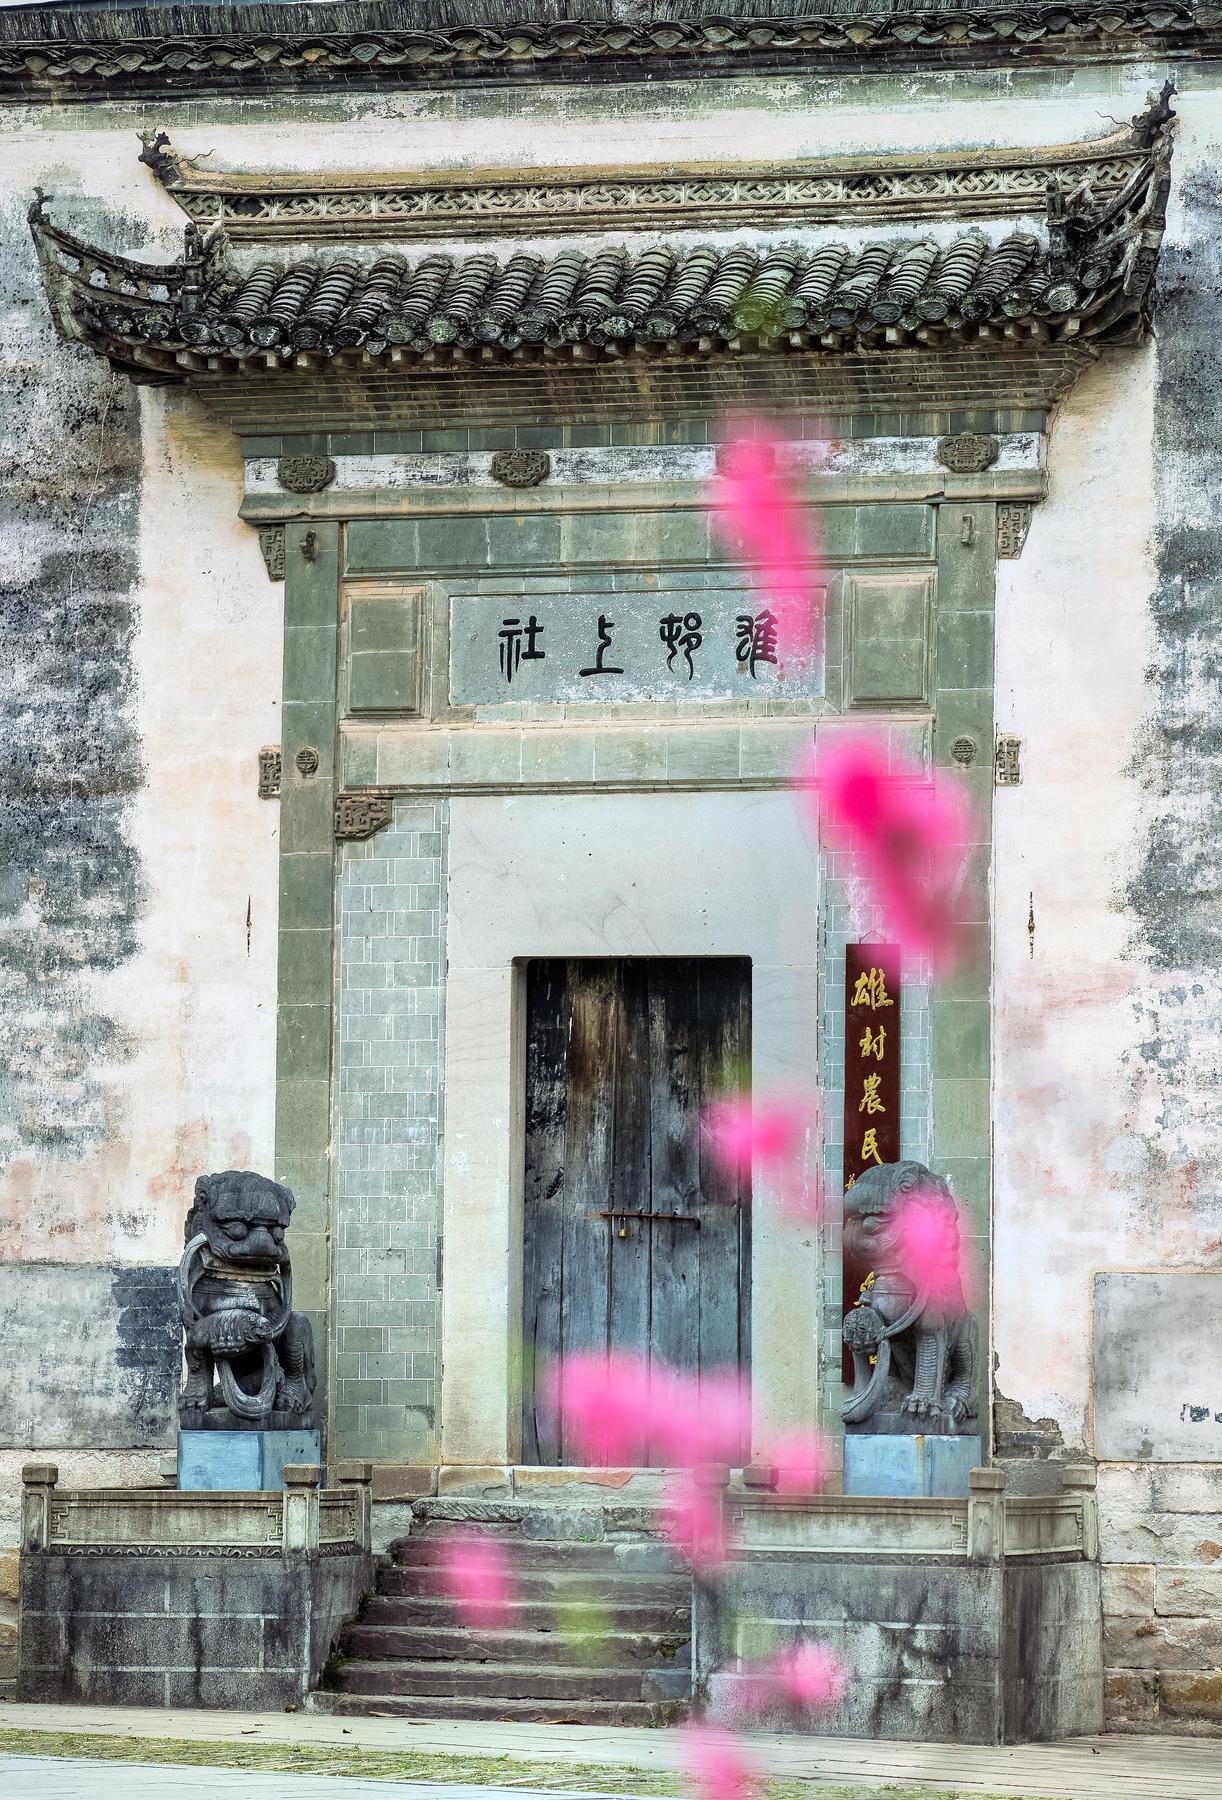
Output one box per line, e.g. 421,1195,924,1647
935,434,999,475
951,735,978,767
277,454,336,494
295,747,320,777
490,449,551,489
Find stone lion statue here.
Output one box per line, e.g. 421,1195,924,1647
841,1159,976,1433
177,1170,315,1429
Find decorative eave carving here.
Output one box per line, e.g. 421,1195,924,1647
0,0,1215,98
138,124,1151,242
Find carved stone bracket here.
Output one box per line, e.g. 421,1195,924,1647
997,502,1033,558
996,734,1023,786
257,747,282,800
258,525,285,581
335,790,394,842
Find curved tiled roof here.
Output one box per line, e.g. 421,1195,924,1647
0,0,1216,97
30,139,1169,390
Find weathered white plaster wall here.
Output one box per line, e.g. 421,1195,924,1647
992,82,1222,1732
992,346,1156,1458
1,129,280,1268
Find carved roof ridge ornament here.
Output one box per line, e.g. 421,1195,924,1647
0,2,1217,96
27,131,1173,394
136,122,1155,242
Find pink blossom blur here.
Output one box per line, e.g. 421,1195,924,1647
771,1642,849,1710
799,731,975,972
545,1353,749,1469
701,1094,823,1225
890,1188,973,1312
439,1532,515,1629
756,1428,833,1497
544,1351,654,1465
707,425,823,659
735,1643,849,1717
662,1477,729,1574
681,1722,761,1800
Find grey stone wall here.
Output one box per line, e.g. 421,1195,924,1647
1100,1465,1222,1732
20,1547,369,1709
332,800,447,1464
705,1548,1101,1743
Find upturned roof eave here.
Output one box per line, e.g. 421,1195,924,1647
27,111,1171,392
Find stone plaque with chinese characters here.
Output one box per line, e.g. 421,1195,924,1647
449,591,824,705
842,945,901,1381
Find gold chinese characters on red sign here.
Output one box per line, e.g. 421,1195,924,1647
842,945,901,1379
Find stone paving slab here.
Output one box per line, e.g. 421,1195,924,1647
0,1705,1220,1800
0,1760,639,1800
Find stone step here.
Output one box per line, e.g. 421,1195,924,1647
377,1564,689,1607
362,1594,691,1631
391,1535,677,1575
329,1657,655,1701
313,1687,666,1726
338,1622,690,1666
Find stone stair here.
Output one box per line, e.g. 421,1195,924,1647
319,1501,693,1724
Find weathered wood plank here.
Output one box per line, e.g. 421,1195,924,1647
646,960,701,1439
557,961,617,1464
696,959,751,1419
521,959,569,1466
608,959,652,1371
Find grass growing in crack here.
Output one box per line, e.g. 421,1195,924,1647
0,1727,1080,1800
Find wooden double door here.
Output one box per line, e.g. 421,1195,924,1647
521,957,751,1465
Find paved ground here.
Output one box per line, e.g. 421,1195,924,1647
0,1762,637,1800
0,1704,1219,1800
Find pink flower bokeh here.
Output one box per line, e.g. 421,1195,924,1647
708,425,823,661
701,1094,824,1225
798,731,975,973
438,1531,515,1630
681,1722,762,1800
544,1353,751,1469
754,1427,834,1497
891,1187,974,1312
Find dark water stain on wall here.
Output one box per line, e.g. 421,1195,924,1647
0,1262,177,1446
1119,160,1222,1244
1126,168,1222,972
0,196,144,1161
111,1264,180,1443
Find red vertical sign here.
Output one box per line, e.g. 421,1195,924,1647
842,944,901,1379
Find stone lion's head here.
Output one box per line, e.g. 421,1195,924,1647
842,1159,957,1269
186,1169,295,1267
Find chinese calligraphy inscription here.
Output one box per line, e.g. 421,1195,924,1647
450,590,824,705
842,944,902,1385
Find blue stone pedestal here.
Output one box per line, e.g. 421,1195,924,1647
178,1429,321,1492
843,1433,982,1498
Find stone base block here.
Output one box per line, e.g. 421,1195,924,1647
843,1432,982,1497
178,1429,321,1492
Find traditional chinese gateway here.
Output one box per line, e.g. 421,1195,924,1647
0,0,1219,1744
